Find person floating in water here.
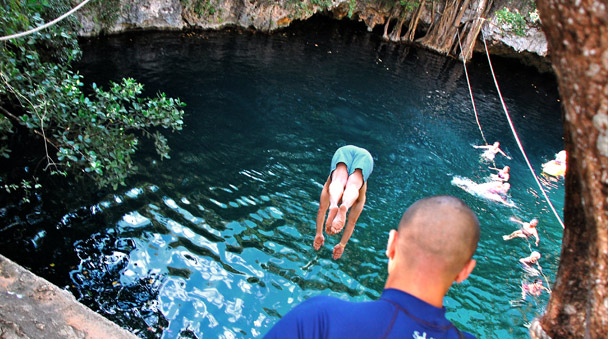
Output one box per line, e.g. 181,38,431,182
542,150,567,177
555,150,566,165
503,218,540,246
479,181,510,196
489,165,510,182
519,251,542,276
473,141,511,162
451,176,512,206
521,279,550,300
313,145,374,260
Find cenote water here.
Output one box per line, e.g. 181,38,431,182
0,17,564,338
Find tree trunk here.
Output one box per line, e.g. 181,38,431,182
531,0,608,337
416,0,490,60
404,0,426,42
418,0,457,52
382,14,393,40
389,13,407,42
418,0,470,55
382,6,400,41
428,0,437,32
456,0,492,60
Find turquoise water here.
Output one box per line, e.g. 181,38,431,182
0,18,564,338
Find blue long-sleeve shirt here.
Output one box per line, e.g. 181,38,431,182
265,288,475,339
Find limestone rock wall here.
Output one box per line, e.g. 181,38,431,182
75,0,319,35
483,19,548,56
75,0,549,61
0,254,138,339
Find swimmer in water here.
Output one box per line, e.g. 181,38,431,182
473,141,511,162
503,218,540,246
555,150,566,166
521,279,550,299
519,251,542,276
489,166,510,182
451,176,513,206
478,181,510,196
542,150,567,177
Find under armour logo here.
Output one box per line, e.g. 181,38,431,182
413,331,436,339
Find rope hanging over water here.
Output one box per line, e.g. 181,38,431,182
0,0,92,41
480,32,565,229
521,237,553,292
456,30,489,146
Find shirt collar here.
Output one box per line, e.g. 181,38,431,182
381,288,451,326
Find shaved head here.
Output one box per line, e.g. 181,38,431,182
397,196,480,277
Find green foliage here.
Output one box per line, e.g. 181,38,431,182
0,115,12,159
2,177,41,203
399,0,420,13
529,9,540,23
348,0,357,18
311,0,333,8
83,0,122,28
287,0,333,18
0,0,186,190
495,7,528,37
181,0,221,17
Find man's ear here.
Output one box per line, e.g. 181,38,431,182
455,259,476,283
385,229,398,259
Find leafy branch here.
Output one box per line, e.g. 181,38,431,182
0,0,187,191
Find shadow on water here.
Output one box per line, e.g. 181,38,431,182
0,16,563,338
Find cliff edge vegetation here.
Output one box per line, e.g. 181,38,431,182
0,0,186,200
76,0,548,64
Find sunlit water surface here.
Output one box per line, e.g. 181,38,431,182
0,18,564,338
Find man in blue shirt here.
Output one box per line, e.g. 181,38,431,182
266,195,480,338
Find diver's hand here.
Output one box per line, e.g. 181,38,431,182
313,233,325,250
332,243,345,260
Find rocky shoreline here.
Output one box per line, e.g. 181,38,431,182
0,254,137,339
75,0,552,72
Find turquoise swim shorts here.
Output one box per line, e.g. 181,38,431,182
330,145,374,182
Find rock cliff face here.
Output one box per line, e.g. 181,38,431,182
76,0,549,67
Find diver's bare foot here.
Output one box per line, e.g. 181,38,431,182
325,205,339,234
332,243,345,260
313,234,325,250
330,205,348,234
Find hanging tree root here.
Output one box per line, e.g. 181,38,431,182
416,0,490,60
404,0,426,42
456,0,493,60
